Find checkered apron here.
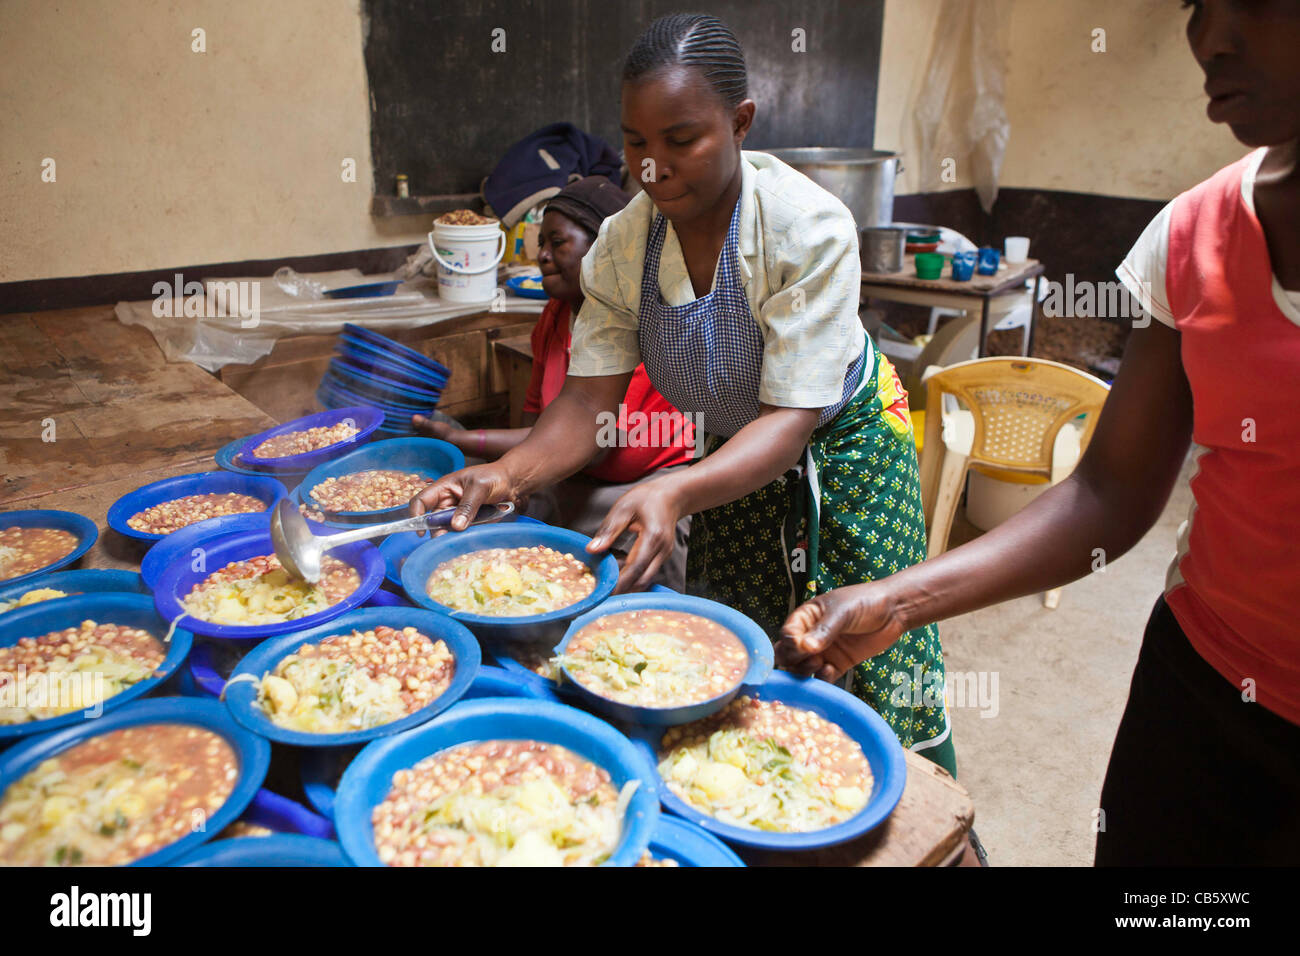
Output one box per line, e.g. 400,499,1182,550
634,204,954,776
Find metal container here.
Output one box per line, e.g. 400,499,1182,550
762,148,902,228
861,227,906,274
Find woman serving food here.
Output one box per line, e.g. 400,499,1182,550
413,13,954,776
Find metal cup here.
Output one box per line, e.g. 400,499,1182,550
861,227,906,274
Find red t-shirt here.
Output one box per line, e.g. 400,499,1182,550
1161,154,1300,725
523,298,693,484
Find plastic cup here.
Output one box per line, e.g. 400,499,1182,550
915,252,946,280
977,247,1001,276
951,250,977,282
1004,236,1030,263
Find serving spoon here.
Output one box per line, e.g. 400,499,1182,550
270,498,515,583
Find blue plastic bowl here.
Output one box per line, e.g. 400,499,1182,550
0,592,194,741
299,437,464,520
214,436,310,481
140,512,271,590
236,787,336,838
224,606,481,747
0,510,98,588
647,815,745,867
0,697,270,866
235,406,384,472
297,664,557,819
343,324,451,379
107,471,287,543
554,592,775,727
320,372,434,413
364,587,415,608
336,337,450,388
334,697,660,867
333,344,448,391
379,518,548,589
0,568,147,612
400,523,619,643
317,378,433,421
330,357,444,404
632,670,907,851
325,280,402,299
480,642,564,697
506,274,549,300
152,530,384,641
175,833,351,867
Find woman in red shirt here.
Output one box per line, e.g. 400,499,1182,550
777,0,1300,865
415,177,695,588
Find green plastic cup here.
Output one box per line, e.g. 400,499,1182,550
915,252,946,280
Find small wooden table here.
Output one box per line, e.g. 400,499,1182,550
862,256,1047,357
0,305,975,866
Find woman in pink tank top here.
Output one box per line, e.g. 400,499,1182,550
778,0,1300,865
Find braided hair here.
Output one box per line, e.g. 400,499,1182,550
623,13,748,109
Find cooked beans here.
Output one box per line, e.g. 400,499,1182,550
0,723,237,866
181,553,360,625
658,696,873,832
372,740,620,867
0,621,165,724
0,527,79,581
127,492,267,534
250,422,359,459
560,610,748,707
258,626,455,733
636,852,680,867
308,470,434,513
426,546,595,616
436,209,497,226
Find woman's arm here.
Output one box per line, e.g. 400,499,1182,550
411,372,631,529
590,403,820,592
412,415,534,460
777,319,1194,678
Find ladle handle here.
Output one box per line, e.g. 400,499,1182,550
313,501,515,548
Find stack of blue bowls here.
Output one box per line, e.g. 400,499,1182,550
319,324,452,438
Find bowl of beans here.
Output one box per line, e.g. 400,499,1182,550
223,606,481,747
152,530,384,641
0,569,147,616
140,513,274,590
378,515,545,588
640,814,745,867
334,696,660,867
298,437,464,522
107,471,288,542
0,510,98,589
297,664,558,819
235,406,384,472
0,696,270,866
552,592,775,727
632,670,907,851
400,524,619,644
0,592,194,741
174,833,351,867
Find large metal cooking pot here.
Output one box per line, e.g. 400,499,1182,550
762,148,901,229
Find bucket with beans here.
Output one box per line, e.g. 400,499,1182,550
400,524,619,643
108,471,287,542
0,592,194,741
333,697,659,867
0,697,270,867
630,670,907,851
222,606,481,747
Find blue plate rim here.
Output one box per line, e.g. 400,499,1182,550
297,436,463,520
106,471,287,543
174,832,351,866
0,568,146,608
234,406,384,470
649,814,746,867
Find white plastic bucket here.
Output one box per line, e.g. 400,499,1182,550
428,221,506,303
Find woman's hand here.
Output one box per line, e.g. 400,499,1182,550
588,476,685,593
410,462,520,531
411,414,463,444
774,582,908,682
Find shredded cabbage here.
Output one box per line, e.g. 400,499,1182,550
555,629,722,706
425,551,591,617
0,648,157,725
659,728,868,832
182,566,335,625
253,656,408,733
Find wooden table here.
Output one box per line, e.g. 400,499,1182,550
0,304,975,866
862,256,1047,357
492,334,535,429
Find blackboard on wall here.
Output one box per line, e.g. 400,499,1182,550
362,0,885,201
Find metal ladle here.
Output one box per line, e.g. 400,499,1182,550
270,498,515,583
